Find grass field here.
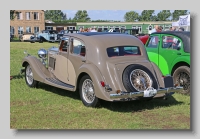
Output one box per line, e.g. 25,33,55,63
10,41,190,129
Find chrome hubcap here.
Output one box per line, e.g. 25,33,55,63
26,65,33,85
130,69,152,91
82,79,95,103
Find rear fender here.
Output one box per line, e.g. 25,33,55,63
150,62,165,88
77,64,111,101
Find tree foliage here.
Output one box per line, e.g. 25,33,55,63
73,10,91,22
139,10,155,21
10,10,18,20
157,10,171,21
124,11,139,22
45,10,67,21
172,10,188,21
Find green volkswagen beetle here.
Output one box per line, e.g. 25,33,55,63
145,31,190,94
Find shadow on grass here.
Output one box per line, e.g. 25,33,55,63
98,96,183,112
38,82,81,100
36,82,184,112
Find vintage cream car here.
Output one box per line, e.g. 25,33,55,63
21,32,183,107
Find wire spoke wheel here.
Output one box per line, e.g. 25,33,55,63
130,69,153,91
25,64,38,88
26,65,34,85
79,75,99,107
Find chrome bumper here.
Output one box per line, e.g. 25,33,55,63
110,87,183,99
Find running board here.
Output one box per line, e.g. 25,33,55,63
45,78,75,91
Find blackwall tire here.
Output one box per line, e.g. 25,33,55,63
122,64,158,92
173,66,190,95
25,64,38,88
79,75,99,107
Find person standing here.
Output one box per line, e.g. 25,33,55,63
151,25,159,34
90,27,97,32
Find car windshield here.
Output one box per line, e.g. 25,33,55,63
107,46,141,57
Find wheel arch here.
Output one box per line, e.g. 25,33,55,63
171,62,190,75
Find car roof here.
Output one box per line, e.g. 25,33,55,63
151,31,190,53
63,32,144,49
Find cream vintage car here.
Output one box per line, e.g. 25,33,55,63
20,32,183,107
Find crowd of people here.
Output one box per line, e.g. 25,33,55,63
150,25,185,34
79,27,103,33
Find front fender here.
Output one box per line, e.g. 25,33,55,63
77,64,111,101
22,56,52,82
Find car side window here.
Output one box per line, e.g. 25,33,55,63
71,39,86,57
59,38,69,52
146,36,159,48
162,36,182,50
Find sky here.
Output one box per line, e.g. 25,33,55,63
62,10,176,21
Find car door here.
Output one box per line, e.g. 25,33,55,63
145,34,160,66
53,37,70,84
158,34,183,75
67,37,87,86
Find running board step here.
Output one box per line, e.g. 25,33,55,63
45,78,74,89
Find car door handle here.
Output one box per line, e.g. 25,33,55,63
82,59,86,62
177,52,181,55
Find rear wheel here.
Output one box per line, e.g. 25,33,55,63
79,75,99,107
25,64,38,88
173,66,190,95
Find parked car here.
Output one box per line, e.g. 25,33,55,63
10,33,14,42
57,30,79,41
20,32,183,107
30,30,59,43
137,35,149,44
120,28,139,36
19,33,34,42
145,31,190,94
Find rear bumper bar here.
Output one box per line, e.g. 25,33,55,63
110,87,183,99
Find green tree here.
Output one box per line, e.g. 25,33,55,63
139,10,155,21
172,10,188,21
73,10,91,22
157,10,171,21
124,11,139,22
45,10,67,21
151,15,158,21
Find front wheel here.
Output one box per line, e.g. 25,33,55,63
79,75,99,107
173,66,190,95
25,64,38,88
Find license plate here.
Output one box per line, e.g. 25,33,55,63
144,87,157,97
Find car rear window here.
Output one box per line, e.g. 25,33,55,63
107,46,141,57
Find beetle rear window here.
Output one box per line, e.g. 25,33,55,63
107,46,141,57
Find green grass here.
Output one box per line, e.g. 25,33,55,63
10,41,190,129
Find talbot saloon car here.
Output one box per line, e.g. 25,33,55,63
20,32,183,107
145,31,190,95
